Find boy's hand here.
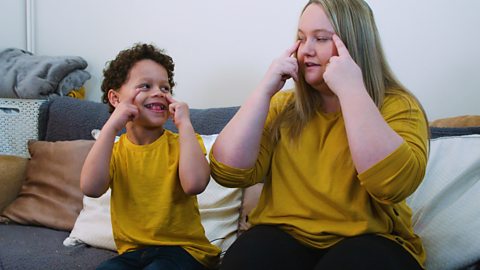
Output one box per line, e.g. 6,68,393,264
166,94,191,129
108,89,140,132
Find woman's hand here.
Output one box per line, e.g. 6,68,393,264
259,41,300,97
323,34,365,98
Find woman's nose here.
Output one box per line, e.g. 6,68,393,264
299,39,314,56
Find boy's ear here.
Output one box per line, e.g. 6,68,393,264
107,89,120,107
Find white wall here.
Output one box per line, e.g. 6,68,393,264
367,0,480,121
0,0,25,49
1,0,479,120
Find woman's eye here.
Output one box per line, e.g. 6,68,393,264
316,37,331,42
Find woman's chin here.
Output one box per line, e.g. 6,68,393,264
305,79,328,92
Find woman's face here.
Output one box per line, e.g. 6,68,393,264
297,3,338,91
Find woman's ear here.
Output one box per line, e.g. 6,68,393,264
107,89,120,107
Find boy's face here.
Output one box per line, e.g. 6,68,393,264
114,59,172,129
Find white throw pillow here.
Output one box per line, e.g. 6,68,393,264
64,133,242,253
63,189,115,250
407,135,480,270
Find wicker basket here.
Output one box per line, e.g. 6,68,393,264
0,98,46,157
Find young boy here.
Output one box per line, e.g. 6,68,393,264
80,43,220,270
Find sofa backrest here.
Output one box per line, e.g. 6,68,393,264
39,96,239,141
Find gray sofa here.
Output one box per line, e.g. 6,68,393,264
1,96,480,270
0,96,238,270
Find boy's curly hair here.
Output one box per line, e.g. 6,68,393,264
101,43,175,112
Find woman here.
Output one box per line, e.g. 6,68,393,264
210,0,429,269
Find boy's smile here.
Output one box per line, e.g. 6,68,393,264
144,102,167,112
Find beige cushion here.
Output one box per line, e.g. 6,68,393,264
0,155,28,213
430,115,480,128
0,140,94,231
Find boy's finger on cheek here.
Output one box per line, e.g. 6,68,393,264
165,93,176,104
129,89,141,103
169,103,176,114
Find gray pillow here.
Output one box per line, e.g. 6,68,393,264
40,97,110,141
164,107,239,135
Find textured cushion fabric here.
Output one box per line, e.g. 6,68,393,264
430,126,480,139
40,96,111,141
0,155,28,212
0,140,94,231
407,135,480,270
164,107,239,135
64,134,242,254
0,224,115,270
430,115,480,128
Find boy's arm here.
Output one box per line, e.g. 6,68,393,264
80,124,116,198
167,95,210,195
80,89,140,198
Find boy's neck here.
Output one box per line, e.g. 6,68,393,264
126,126,165,145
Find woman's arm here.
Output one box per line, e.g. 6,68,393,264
80,89,140,197
212,42,300,169
324,35,404,174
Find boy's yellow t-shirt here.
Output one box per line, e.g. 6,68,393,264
110,130,220,268
210,90,429,268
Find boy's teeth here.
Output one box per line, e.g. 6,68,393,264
145,103,166,110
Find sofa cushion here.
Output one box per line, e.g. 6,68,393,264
0,224,115,269
430,115,480,127
0,155,28,212
407,134,480,269
430,126,480,139
41,97,111,141
0,140,93,231
164,108,239,135
430,114,480,139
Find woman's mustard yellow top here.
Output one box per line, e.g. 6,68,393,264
210,90,429,267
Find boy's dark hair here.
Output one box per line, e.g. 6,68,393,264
101,43,175,112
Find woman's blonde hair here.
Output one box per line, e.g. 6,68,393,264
270,0,427,142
